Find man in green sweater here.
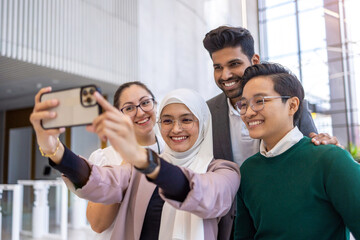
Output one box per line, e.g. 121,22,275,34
234,63,360,239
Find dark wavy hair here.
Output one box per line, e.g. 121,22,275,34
113,81,155,109
203,26,255,61
241,63,304,125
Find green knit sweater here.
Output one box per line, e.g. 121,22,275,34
235,137,360,240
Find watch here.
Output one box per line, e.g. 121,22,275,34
134,148,160,174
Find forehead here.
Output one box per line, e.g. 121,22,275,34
119,85,151,103
161,103,192,116
211,46,249,63
242,76,277,98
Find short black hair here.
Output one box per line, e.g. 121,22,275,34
113,81,155,109
241,63,305,125
203,26,255,61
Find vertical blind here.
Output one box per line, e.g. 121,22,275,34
0,0,138,84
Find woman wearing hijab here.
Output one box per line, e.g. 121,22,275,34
30,87,240,240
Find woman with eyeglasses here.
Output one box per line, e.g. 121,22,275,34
85,81,164,239
30,87,240,240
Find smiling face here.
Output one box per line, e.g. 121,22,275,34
159,103,199,152
211,46,259,105
118,85,156,139
240,76,296,150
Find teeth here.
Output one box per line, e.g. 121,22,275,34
137,118,149,124
224,82,235,87
249,120,263,126
172,136,187,141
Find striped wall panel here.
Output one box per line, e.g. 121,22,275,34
0,0,138,84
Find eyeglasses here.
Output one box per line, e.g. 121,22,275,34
120,98,155,117
157,115,198,131
236,96,290,115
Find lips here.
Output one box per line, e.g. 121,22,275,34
170,136,189,142
135,117,150,125
224,81,236,87
247,120,264,128
220,77,241,90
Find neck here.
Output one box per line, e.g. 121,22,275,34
136,130,156,146
263,126,294,151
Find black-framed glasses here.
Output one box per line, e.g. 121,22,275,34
236,96,290,115
120,98,156,117
157,115,198,131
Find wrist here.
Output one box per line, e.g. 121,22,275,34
39,138,60,157
134,148,160,175
134,148,149,169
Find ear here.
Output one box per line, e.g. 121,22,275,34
251,54,260,65
288,97,300,117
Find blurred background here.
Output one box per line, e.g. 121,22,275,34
0,0,359,239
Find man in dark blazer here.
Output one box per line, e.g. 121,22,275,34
203,26,341,240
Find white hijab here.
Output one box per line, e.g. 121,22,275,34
158,88,214,240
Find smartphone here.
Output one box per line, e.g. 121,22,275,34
40,85,102,129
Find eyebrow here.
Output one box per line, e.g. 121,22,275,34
161,113,194,118
213,58,242,67
228,59,242,64
121,96,152,107
241,93,268,100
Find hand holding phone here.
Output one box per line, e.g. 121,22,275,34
40,85,102,129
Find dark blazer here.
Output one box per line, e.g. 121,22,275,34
206,92,318,240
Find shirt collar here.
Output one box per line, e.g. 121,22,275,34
260,126,303,157
227,98,240,116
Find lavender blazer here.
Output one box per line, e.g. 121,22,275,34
62,159,240,240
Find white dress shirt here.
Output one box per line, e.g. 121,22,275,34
260,126,304,158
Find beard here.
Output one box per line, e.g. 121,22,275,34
224,87,242,99
218,76,243,99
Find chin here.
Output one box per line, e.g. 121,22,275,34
225,90,241,99
169,145,190,153
248,131,263,140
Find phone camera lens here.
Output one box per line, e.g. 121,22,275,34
89,88,95,95
82,89,88,96
86,97,93,104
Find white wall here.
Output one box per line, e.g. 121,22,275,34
138,0,259,103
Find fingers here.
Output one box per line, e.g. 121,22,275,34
94,92,117,112
310,132,341,147
34,86,52,104
90,110,129,138
308,132,317,138
34,87,58,111
30,110,55,124
311,133,330,145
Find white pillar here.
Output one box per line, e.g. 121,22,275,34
0,185,22,240
32,181,46,238
43,185,50,234
55,184,61,225
11,185,21,240
60,181,68,239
